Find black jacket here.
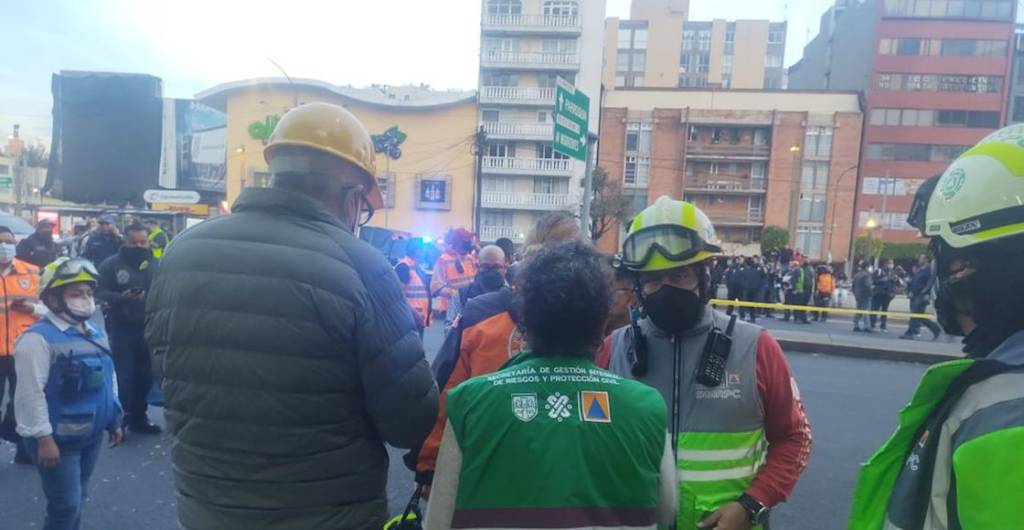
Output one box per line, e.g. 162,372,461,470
82,232,123,266
145,187,439,530
96,250,156,327
16,232,58,268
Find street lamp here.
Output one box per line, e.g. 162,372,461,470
864,215,878,263
827,164,859,263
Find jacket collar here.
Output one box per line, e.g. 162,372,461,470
232,187,349,233
975,329,1024,364
44,311,99,336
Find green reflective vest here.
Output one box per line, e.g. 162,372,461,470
149,228,169,259
445,352,667,529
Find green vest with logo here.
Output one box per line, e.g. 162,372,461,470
445,352,667,529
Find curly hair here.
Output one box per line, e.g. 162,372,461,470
515,240,610,358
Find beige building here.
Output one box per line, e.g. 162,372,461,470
477,0,606,244
604,0,787,90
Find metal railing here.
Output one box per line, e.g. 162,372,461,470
685,174,767,193
686,143,772,157
481,191,571,210
479,225,526,242
479,86,556,105
482,156,573,176
481,51,580,68
482,122,554,140
482,14,582,32
712,212,766,225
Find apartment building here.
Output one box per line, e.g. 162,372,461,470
790,0,1017,243
598,89,863,262
477,0,605,244
603,0,787,89
1009,25,1024,123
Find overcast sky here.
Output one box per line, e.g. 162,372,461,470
2,0,832,144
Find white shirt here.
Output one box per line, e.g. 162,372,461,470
13,311,116,439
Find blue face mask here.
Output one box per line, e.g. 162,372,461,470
0,243,16,263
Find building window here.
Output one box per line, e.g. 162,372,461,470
804,127,833,158
488,142,514,158
725,30,736,43
542,38,576,54
543,0,578,17
682,30,695,51
721,75,732,89
875,73,1003,93
537,111,549,123
618,28,632,49
896,37,923,55
534,176,568,195
798,195,828,223
866,143,970,162
862,177,908,196
795,227,824,257
487,0,522,15
882,0,1013,20
1014,97,1024,123
616,75,626,87
377,172,397,208
870,108,1001,128
680,54,691,73
722,54,734,74
484,176,514,192
768,30,786,44
631,52,646,72
634,29,648,50
765,55,784,68
483,210,514,227
801,161,830,192
698,31,712,51
753,129,770,146
764,78,781,89
697,54,710,73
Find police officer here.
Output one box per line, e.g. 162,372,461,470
143,219,170,260
849,125,1024,529
95,223,159,435
425,240,677,529
14,258,123,529
609,197,812,530
16,219,59,268
81,215,122,267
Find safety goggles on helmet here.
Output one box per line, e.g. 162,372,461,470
41,258,99,295
621,224,722,270
907,174,942,236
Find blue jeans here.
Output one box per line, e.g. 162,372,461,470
23,435,103,530
854,296,872,329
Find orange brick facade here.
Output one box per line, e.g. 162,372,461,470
597,96,863,263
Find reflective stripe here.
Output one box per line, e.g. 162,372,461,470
682,201,697,230
456,526,655,530
962,142,1024,176
678,465,759,482
677,446,756,462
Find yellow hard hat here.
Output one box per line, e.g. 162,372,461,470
622,196,722,272
264,102,383,209
39,258,99,297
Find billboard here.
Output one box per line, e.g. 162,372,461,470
159,99,227,192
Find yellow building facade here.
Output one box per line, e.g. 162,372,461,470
196,78,478,239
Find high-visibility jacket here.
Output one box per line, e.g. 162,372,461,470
848,330,1024,530
430,251,477,313
398,257,430,327
148,228,170,259
445,352,667,529
0,259,40,356
817,273,836,296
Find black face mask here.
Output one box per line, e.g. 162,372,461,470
457,241,473,254
934,278,968,337
477,269,506,292
121,247,150,267
643,285,703,334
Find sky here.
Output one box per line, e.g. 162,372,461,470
2,0,833,144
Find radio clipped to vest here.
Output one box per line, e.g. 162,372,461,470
696,314,737,387
57,353,105,400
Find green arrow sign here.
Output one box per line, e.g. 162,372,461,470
553,77,589,161
0,177,13,190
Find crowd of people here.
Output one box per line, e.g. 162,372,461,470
2,101,1021,530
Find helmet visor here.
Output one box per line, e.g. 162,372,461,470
56,258,99,281
621,224,720,269
907,174,942,235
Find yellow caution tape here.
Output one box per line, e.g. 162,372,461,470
383,513,418,530
710,299,936,321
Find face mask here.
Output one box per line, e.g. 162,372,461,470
38,230,53,241
121,246,150,266
457,241,473,254
0,243,16,263
643,285,703,334
65,296,96,322
477,269,505,291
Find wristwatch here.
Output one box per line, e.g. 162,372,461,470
738,494,770,525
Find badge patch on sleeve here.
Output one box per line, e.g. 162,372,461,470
580,391,611,423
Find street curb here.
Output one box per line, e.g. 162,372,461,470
777,338,960,365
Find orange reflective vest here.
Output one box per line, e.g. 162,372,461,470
430,252,477,312
0,259,40,356
398,257,431,327
817,273,836,296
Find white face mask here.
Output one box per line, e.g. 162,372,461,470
65,296,96,322
0,243,15,264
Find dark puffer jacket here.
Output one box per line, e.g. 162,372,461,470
145,187,439,530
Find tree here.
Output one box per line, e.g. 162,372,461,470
760,226,789,255
588,166,630,242
853,236,885,263
880,242,927,261
22,144,49,168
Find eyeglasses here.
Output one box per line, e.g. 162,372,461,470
357,193,375,227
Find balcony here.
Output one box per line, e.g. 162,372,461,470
482,122,554,141
685,174,766,194
479,86,556,106
481,191,572,211
480,225,528,243
482,14,582,35
710,212,766,226
480,51,580,70
482,156,573,177
686,143,771,159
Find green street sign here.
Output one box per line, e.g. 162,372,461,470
553,77,589,161
0,177,13,190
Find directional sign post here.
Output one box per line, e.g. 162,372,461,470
553,77,590,161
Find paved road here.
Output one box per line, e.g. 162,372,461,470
0,322,927,529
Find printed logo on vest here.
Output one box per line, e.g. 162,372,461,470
511,393,538,422
696,371,743,400
17,278,30,289
580,391,611,423
545,392,572,422
116,269,131,285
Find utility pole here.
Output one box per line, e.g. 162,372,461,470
786,145,802,246
473,125,487,235
579,132,599,238
876,169,890,267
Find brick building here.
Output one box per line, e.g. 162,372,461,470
790,0,1017,244
598,89,863,263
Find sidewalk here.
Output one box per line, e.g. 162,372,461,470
771,327,963,365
